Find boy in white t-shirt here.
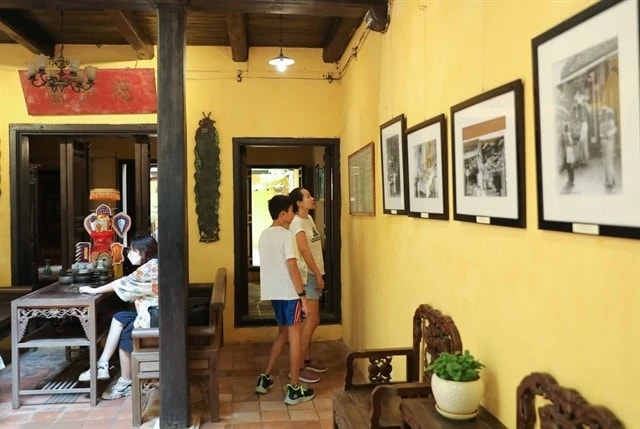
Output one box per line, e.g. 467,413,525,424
254,195,315,405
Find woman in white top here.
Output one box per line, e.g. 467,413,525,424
289,187,328,375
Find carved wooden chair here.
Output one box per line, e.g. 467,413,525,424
333,303,463,429
517,372,624,429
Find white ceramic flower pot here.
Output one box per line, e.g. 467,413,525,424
431,373,484,416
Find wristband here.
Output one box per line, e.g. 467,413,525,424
298,290,307,297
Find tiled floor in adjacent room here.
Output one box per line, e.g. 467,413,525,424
0,340,355,428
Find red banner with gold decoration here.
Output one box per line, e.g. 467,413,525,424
19,68,158,115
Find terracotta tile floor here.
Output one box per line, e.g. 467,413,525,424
0,340,356,428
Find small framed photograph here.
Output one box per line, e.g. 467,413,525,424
451,80,526,228
348,142,376,216
380,114,408,215
532,0,640,239
405,114,448,220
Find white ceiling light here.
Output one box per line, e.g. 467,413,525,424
268,15,295,72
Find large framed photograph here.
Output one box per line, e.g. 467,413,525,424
380,115,408,214
348,142,375,216
533,0,640,239
405,114,448,220
451,80,525,228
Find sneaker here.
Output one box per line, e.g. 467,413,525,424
255,373,274,394
305,360,328,373
78,363,110,382
101,377,132,400
284,384,315,405
288,369,320,383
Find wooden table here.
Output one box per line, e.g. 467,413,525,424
11,282,114,408
400,397,507,429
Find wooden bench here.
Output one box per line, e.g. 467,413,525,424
333,304,463,429
517,372,623,428
131,267,227,426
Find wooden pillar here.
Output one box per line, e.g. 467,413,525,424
156,3,190,427
133,135,151,235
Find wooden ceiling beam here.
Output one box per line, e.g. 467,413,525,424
189,0,384,18
0,1,157,10
323,17,359,63
227,13,248,62
107,10,155,59
0,10,54,55
0,0,380,14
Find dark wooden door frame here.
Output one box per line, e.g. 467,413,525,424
233,137,342,327
59,138,89,272
9,123,157,287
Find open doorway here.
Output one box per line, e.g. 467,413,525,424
233,138,341,327
248,166,302,319
9,124,157,288
249,166,303,267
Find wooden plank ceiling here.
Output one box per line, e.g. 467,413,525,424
0,0,389,63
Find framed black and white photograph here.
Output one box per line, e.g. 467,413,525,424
451,80,525,228
405,114,448,220
379,114,408,215
533,0,640,239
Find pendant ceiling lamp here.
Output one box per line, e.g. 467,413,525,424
268,15,295,72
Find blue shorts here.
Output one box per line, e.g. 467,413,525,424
114,311,137,353
271,300,303,326
304,274,322,300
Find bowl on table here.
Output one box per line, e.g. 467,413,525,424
74,270,92,283
58,273,75,284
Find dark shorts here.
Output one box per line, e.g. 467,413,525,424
114,311,137,353
271,300,303,326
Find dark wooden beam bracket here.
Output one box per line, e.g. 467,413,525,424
364,2,389,33
227,12,248,62
0,10,55,55
323,16,361,63
107,10,155,60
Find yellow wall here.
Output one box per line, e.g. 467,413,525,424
338,0,639,426
0,43,343,342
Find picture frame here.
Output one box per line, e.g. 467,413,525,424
348,142,376,216
532,0,640,239
404,114,449,220
451,80,525,228
379,114,408,215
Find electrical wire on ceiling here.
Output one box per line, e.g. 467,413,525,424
228,19,373,84
332,28,371,81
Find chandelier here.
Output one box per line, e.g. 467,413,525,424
26,11,97,93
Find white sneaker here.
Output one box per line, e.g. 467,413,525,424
102,377,132,400
78,363,110,382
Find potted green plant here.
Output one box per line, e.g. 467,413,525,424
426,350,485,419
